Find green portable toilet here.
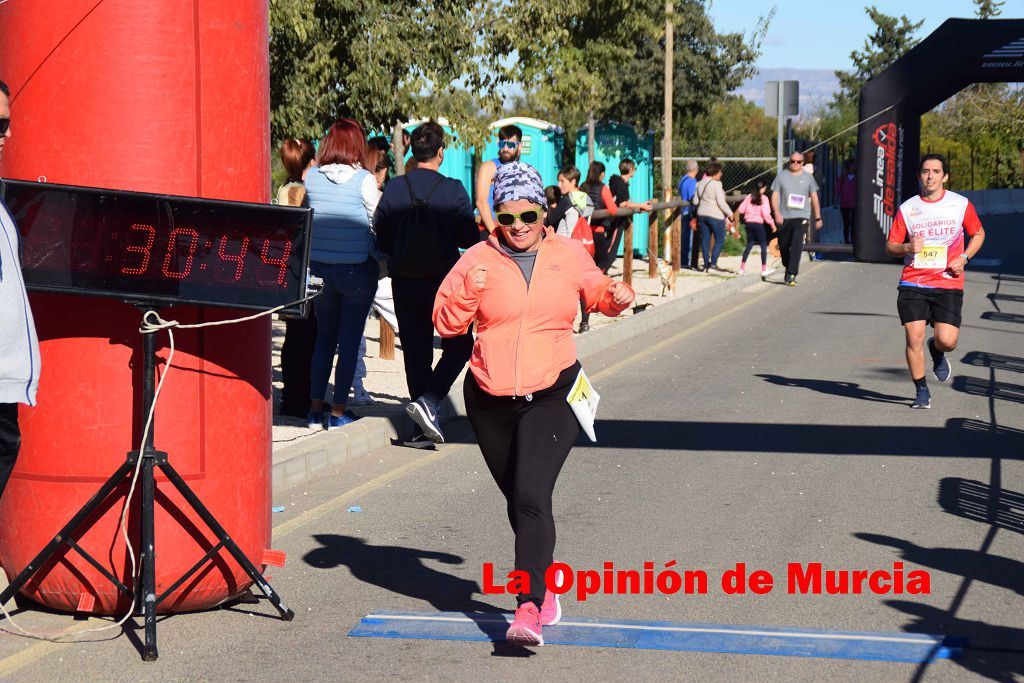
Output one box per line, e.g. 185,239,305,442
403,118,475,200
483,117,565,187
575,123,654,256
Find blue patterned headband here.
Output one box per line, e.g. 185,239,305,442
493,161,545,208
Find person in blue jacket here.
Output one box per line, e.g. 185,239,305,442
305,119,381,430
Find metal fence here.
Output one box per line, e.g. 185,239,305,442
655,140,781,199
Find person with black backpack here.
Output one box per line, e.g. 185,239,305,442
374,121,479,447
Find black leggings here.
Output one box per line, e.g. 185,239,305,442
464,362,582,607
0,403,21,501
741,222,769,265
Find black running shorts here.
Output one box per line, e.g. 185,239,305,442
897,286,964,327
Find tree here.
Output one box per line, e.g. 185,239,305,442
490,0,656,165
974,0,1004,19
608,0,770,136
495,0,767,164
269,0,508,151
833,7,923,108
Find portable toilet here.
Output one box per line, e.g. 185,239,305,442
403,118,475,200
575,123,655,256
483,117,565,187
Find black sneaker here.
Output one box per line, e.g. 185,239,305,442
929,338,951,383
398,433,437,450
578,322,590,334
911,387,932,409
406,397,444,443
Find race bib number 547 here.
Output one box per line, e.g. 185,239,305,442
914,245,947,269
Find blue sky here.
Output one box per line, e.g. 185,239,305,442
707,1,1007,70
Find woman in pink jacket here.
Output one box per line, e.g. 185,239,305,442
434,162,634,647
733,179,777,280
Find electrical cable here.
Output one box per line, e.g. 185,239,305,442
0,292,317,642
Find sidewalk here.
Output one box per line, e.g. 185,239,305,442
270,250,796,493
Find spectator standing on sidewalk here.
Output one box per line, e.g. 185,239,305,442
603,159,653,273
837,159,857,245
548,165,594,238
276,138,318,418
694,161,734,272
375,122,479,447
580,161,620,270
475,124,522,235
305,119,381,430
677,160,698,269
0,78,41,500
770,152,822,286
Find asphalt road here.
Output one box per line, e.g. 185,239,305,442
1,215,1021,681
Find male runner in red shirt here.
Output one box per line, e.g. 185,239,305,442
886,154,985,409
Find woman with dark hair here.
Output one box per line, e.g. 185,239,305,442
276,138,318,418
733,178,777,280
305,119,382,429
434,161,634,647
578,161,620,333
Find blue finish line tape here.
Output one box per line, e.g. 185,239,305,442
348,611,965,663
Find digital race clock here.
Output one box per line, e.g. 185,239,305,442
1,179,312,311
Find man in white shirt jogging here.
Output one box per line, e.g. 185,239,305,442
885,154,985,409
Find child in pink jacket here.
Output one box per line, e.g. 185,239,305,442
733,179,777,280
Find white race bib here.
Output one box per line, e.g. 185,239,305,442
786,193,806,210
566,368,600,443
914,245,947,269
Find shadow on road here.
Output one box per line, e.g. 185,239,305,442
938,477,1024,536
854,533,1024,599
303,534,500,614
755,374,907,404
886,600,1024,682
538,418,1024,458
303,535,536,655
953,376,1024,405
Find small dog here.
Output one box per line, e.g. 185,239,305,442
658,258,676,297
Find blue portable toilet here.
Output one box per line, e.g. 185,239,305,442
483,117,565,188
575,123,655,256
403,118,475,200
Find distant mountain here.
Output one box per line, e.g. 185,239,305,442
734,68,841,116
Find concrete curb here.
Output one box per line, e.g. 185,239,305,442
271,265,815,494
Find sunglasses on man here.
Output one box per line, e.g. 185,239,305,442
498,140,520,150
495,208,541,226
0,118,9,136
789,159,804,165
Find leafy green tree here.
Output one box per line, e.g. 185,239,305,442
269,0,507,152
493,0,766,165
833,7,923,108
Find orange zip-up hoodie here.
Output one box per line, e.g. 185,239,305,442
433,231,633,397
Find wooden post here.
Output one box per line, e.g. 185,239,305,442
661,0,676,272
391,122,406,176
648,210,659,278
622,217,634,287
379,319,396,360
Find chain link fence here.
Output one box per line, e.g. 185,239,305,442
655,140,780,199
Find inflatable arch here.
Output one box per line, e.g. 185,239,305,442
854,18,1024,262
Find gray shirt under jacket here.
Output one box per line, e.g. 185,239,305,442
498,240,538,286
771,171,819,220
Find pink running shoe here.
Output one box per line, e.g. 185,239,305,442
540,567,564,626
506,602,543,646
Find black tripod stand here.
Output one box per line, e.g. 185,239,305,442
0,307,294,660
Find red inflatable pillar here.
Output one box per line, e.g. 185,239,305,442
0,1,275,613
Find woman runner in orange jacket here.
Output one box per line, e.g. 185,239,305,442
433,161,634,646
